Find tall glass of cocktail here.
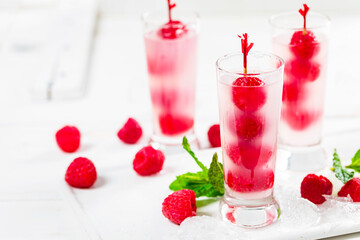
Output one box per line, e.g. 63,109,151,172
142,1,198,148
217,34,284,228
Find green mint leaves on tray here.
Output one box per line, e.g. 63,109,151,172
169,137,224,198
332,149,355,184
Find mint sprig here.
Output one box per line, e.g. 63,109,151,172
333,149,354,184
346,149,360,172
169,137,224,199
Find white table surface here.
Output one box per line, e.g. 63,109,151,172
1,12,360,239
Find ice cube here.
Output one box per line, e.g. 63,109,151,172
177,216,244,240
276,185,320,228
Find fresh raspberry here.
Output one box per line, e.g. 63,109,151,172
282,79,305,103
285,58,320,82
133,146,165,176
208,124,221,148
162,189,197,225
282,105,320,131
158,21,187,39
55,126,81,153
159,114,194,135
232,77,266,112
225,142,272,170
301,174,332,204
117,118,143,144
338,178,360,202
226,169,274,193
228,113,264,140
65,157,97,188
290,31,320,59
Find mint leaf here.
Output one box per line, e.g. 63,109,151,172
208,153,224,194
182,137,208,173
196,198,220,208
346,149,360,173
169,171,208,191
333,149,354,184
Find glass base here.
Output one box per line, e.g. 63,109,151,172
277,144,327,171
220,195,280,228
149,132,199,154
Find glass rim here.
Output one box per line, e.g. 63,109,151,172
216,51,285,78
269,11,331,31
141,10,199,23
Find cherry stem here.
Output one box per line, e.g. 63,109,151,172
299,4,310,35
167,0,176,23
238,33,254,74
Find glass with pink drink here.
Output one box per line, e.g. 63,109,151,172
270,4,330,170
142,1,198,148
217,34,284,228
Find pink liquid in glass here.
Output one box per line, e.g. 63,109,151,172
144,28,197,138
272,33,328,146
218,74,282,200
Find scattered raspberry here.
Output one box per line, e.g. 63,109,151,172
338,178,360,202
290,31,320,59
208,124,221,148
225,142,272,170
159,21,187,39
282,79,305,103
55,126,81,153
300,174,332,204
232,77,266,112
159,114,194,136
65,157,97,188
162,189,197,225
282,105,320,130
117,118,143,144
228,113,264,140
285,58,320,82
133,146,165,176
226,169,274,193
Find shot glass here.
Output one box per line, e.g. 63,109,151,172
216,52,284,228
270,11,330,171
142,11,199,148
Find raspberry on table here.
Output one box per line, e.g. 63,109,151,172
133,146,165,176
55,126,81,153
207,124,221,148
159,114,194,136
162,189,197,225
232,77,266,112
226,169,274,193
65,157,97,188
117,118,143,144
300,174,332,204
290,30,320,59
338,177,360,202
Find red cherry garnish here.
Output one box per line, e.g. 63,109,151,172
290,4,320,59
232,76,266,112
158,0,187,39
